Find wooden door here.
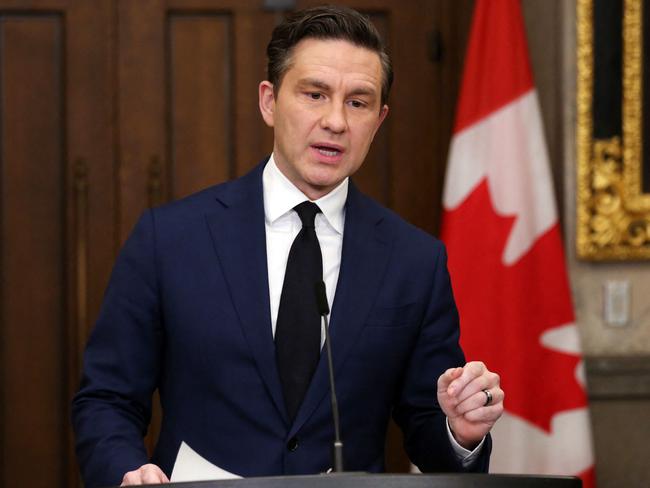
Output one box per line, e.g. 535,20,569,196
0,1,115,487
117,0,279,242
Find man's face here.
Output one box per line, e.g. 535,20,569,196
259,38,389,200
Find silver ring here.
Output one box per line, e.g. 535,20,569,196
483,389,493,406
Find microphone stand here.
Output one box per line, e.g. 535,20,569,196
315,281,344,473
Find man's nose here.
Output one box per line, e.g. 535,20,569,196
320,103,348,133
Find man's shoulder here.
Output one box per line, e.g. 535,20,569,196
150,160,265,222
352,186,444,252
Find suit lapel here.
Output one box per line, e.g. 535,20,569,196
205,163,289,425
289,183,393,437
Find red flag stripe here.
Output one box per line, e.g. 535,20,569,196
454,0,534,134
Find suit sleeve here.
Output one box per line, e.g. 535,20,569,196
392,242,491,473
71,210,163,487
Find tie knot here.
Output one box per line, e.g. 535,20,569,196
294,201,321,228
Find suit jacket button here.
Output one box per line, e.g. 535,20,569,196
287,437,299,451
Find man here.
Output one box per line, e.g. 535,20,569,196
72,6,504,487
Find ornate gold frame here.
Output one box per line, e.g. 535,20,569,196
577,0,650,260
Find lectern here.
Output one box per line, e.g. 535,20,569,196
119,473,581,488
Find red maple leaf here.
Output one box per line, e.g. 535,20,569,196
442,180,587,432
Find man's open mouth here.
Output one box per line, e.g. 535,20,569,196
312,144,344,157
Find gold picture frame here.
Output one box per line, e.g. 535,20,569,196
577,0,650,260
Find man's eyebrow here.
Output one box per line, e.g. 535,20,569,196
297,78,331,90
297,78,377,98
348,87,377,98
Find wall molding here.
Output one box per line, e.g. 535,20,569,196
586,355,650,399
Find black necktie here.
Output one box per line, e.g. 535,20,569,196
275,201,323,421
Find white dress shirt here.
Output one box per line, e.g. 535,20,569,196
263,155,346,345
262,154,483,467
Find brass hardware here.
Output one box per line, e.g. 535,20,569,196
148,156,163,207
73,159,88,362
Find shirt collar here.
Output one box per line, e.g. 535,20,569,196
263,154,347,234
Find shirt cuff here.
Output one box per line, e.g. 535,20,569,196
445,418,486,468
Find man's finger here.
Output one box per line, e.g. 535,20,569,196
437,367,463,392
141,469,166,484
122,470,144,486
454,371,500,403
461,403,504,424
121,472,139,486
447,361,485,396
121,464,169,486
455,387,505,415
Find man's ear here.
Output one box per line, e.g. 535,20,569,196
373,104,389,135
259,81,276,127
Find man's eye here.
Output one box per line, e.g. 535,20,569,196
350,100,365,108
309,92,322,100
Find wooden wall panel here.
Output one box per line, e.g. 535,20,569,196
118,0,167,241
232,7,275,176
0,13,66,487
65,3,116,487
433,0,474,235
168,13,233,198
66,0,116,344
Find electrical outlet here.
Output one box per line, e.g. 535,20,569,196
603,280,631,327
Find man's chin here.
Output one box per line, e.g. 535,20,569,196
300,176,343,199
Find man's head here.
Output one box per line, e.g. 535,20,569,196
266,5,393,108
259,6,391,200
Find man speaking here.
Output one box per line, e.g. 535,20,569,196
72,5,504,487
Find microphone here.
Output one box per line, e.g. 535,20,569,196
315,281,343,473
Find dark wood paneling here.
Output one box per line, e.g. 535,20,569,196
434,0,474,236
0,13,65,487
232,8,275,175
118,0,167,241
66,0,116,336
388,0,439,235
168,12,233,198
164,1,276,177
66,3,115,486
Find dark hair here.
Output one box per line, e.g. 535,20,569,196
266,5,393,106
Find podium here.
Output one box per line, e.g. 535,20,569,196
127,473,581,488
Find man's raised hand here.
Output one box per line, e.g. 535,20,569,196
437,361,504,450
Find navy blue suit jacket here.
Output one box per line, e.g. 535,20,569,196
72,161,490,487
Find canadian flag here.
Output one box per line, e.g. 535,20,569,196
440,0,595,486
